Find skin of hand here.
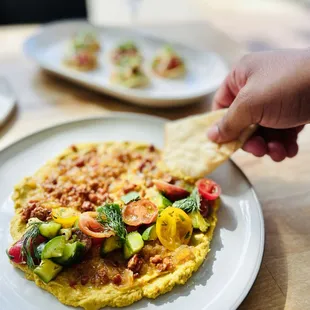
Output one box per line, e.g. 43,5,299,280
207,49,310,162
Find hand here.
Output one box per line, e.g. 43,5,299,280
208,49,310,161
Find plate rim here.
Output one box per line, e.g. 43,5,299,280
22,19,229,106
0,112,264,310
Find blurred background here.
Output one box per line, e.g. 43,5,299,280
2,0,310,147
2,0,310,51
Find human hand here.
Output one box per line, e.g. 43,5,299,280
208,49,310,161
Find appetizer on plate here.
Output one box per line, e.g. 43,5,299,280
110,61,149,88
7,142,220,310
152,45,186,78
111,41,142,66
63,48,98,71
72,30,101,53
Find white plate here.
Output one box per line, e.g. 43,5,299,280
23,20,228,107
0,113,264,310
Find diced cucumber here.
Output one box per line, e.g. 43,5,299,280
190,233,204,246
190,212,210,232
59,228,72,241
39,222,61,239
142,225,157,241
100,236,122,257
53,241,86,266
34,259,63,283
36,242,46,258
152,194,172,212
121,191,140,204
124,231,144,259
41,236,66,259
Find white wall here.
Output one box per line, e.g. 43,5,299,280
87,0,208,25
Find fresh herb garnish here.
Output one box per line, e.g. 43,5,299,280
97,204,127,243
119,41,136,51
173,188,200,213
21,223,41,269
121,191,140,204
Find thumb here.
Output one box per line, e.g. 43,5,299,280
208,88,254,143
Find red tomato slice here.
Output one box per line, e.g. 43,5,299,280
197,179,221,201
167,57,181,70
7,240,25,264
78,212,115,239
122,199,158,226
153,180,189,201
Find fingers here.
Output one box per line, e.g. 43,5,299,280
267,141,287,162
212,75,236,110
242,127,301,161
286,142,298,158
242,136,267,157
208,87,253,143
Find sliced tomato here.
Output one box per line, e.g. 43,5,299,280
197,179,221,201
167,57,181,70
78,212,115,239
122,199,158,226
52,208,78,228
156,207,193,250
153,180,189,201
7,240,25,264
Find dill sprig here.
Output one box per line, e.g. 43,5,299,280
97,204,127,243
173,188,200,213
21,223,41,269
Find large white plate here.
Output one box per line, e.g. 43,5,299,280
23,20,228,107
0,113,264,310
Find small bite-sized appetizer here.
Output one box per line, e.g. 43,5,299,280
111,61,149,88
63,48,98,71
152,45,186,78
111,41,142,66
72,30,101,53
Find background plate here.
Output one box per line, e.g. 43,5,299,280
0,113,264,310
23,20,228,107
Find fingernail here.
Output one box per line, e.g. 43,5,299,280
208,125,219,141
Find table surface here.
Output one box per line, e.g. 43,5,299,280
1,23,310,310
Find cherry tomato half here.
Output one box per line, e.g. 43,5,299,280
78,212,115,239
122,199,158,226
156,207,192,251
153,180,189,201
197,179,221,201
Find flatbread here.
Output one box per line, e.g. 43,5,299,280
163,109,256,178
10,142,219,310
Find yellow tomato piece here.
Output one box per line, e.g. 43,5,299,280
52,208,78,228
156,207,193,251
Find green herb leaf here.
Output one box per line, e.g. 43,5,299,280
121,191,140,204
119,41,136,51
173,188,200,213
21,223,41,269
97,204,127,243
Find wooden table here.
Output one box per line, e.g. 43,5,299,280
1,23,310,310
